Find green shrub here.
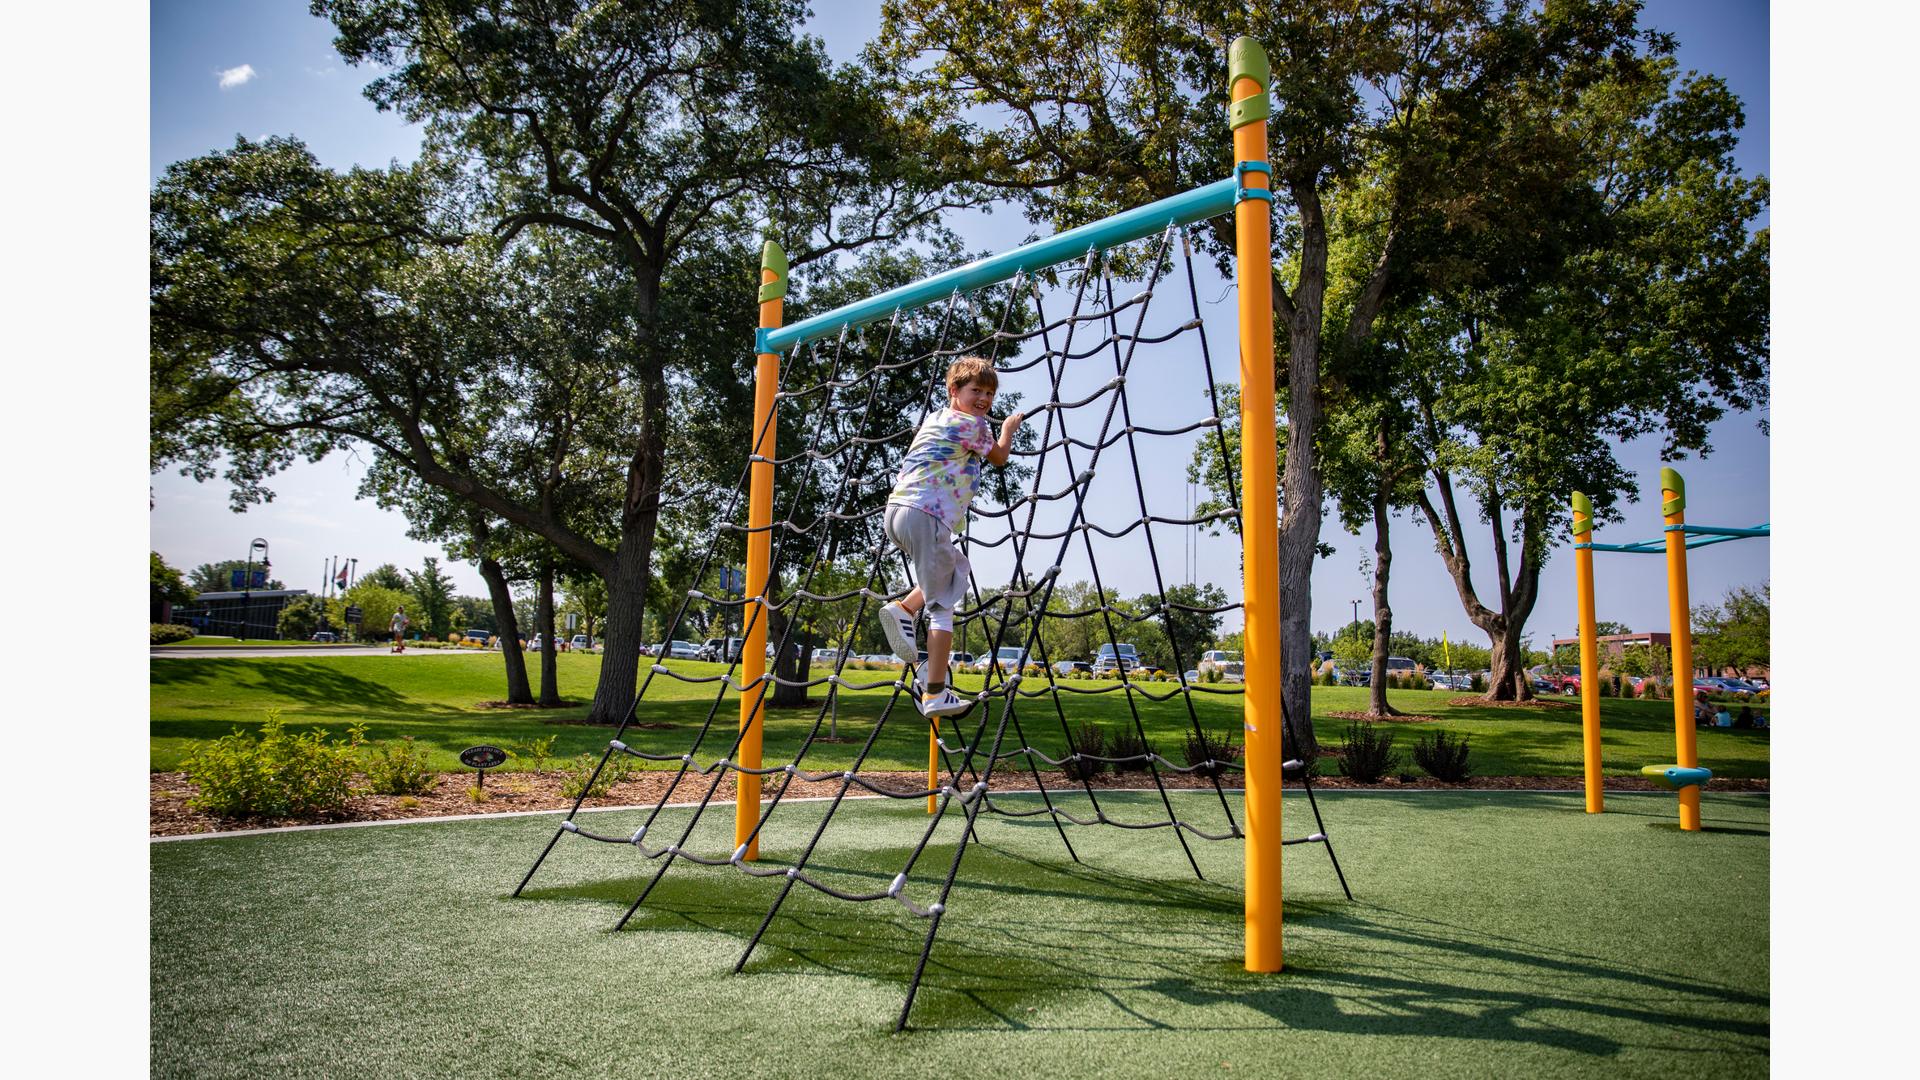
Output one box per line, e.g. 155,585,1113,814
182,711,363,819
1596,676,1614,697
1062,721,1106,781
559,752,634,800
1106,725,1154,773
1412,730,1473,782
1182,727,1238,779
363,735,437,796
507,734,558,772
1337,721,1400,783
151,623,196,645
1469,672,1487,693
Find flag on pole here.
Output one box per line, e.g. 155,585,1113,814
1443,631,1452,674
336,564,349,589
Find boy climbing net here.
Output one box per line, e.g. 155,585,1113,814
877,355,1024,716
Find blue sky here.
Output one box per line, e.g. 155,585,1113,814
149,0,1771,649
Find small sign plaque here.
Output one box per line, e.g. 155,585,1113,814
460,745,509,770
344,605,364,624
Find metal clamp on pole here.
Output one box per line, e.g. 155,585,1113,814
1235,160,1273,204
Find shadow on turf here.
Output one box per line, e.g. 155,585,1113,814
510,833,1764,1053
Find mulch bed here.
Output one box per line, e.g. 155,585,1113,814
149,768,1769,838
1325,711,1444,723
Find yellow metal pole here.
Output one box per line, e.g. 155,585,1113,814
1571,492,1603,814
1661,467,1701,831
1228,36,1282,974
737,241,786,860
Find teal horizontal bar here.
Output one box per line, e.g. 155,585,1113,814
1577,522,1769,554
1664,523,1770,539
761,177,1242,355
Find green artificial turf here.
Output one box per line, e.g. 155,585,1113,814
151,653,1771,779
150,789,1768,1078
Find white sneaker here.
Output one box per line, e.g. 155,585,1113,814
879,601,918,662
919,687,970,717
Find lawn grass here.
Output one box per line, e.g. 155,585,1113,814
150,789,1769,1078
154,636,362,648
150,652,1771,779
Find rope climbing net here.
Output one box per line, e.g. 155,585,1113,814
514,219,1349,1029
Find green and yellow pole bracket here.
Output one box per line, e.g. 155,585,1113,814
738,240,787,860
1660,467,1702,832
1571,492,1603,814
1228,35,1283,975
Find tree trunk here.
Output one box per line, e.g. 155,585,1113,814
1276,181,1330,762
1487,627,1530,701
476,549,532,706
580,365,668,726
771,600,812,708
537,558,561,707
1366,484,1401,717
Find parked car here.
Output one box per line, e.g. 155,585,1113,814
1184,669,1200,684
1197,650,1247,683
1429,672,1474,691
1384,656,1419,676
570,634,593,652
655,640,702,660
950,651,976,667
1054,659,1093,677
528,634,545,651
697,637,745,663
460,630,492,648
310,631,336,643
1093,642,1139,675
810,647,845,665
974,647,1028,673
1337,666,1371,687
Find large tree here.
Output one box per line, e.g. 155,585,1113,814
873,0,1657,753
154,0,976,724
186,559,286,594
1379,58,1769,699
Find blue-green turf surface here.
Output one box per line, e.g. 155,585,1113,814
151,790,1767,1078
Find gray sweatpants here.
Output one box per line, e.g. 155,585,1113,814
883,503,969,634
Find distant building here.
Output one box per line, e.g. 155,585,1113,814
170,589,311,640
1551,631,1673,658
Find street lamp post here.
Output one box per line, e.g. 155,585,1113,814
1350,598,1360,639
240,537,270,640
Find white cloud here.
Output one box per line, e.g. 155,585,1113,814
216,64,257,90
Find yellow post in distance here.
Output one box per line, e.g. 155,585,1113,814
1571,492,1603,814
928,718,939,814
1228,36,1283,974
737,241,786,860
1661,467,1702,831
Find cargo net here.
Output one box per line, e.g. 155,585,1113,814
515,224,1348,1029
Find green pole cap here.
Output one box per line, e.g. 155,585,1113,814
759,240,788,303
1660,467,1686,517
1228,37,1270,91
1227,38,1271,130
1571,491,1593,536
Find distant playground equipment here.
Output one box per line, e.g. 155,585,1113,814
1570,468,1767,830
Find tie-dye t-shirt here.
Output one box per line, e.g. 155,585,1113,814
887,407,996,532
